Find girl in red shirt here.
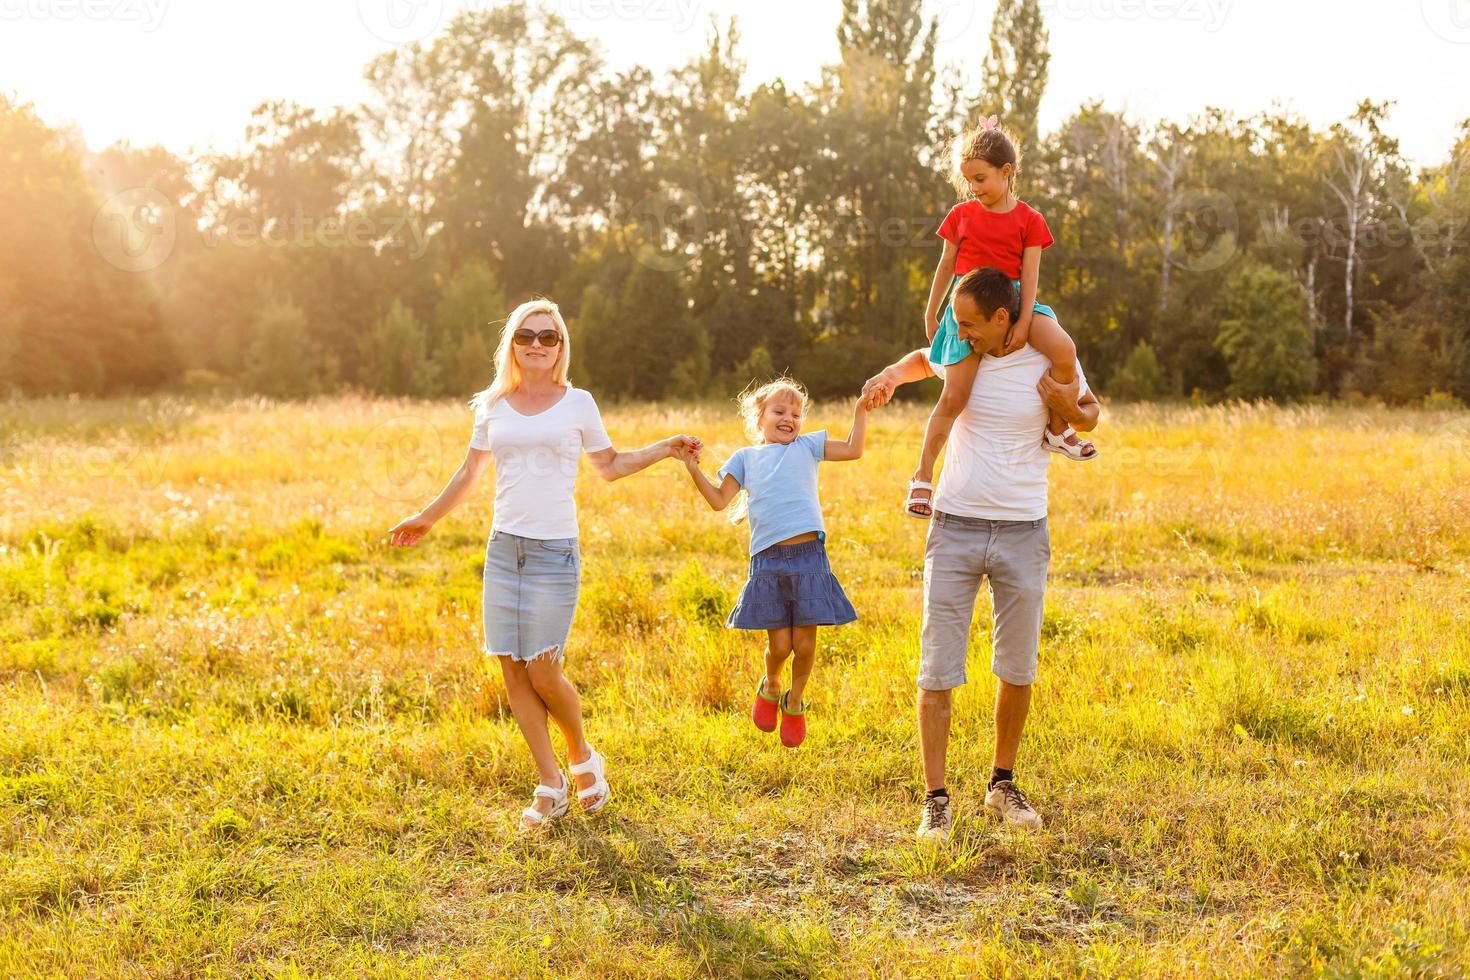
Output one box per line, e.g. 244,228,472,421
906,119,1097,519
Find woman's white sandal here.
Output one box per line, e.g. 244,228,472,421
569,746,610,814
1043,426,1098,462
905,480,935,520
520,772,569,830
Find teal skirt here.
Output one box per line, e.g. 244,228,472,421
929,275,1058,366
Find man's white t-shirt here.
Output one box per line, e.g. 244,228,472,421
926,346,1089,521
468,387,613,539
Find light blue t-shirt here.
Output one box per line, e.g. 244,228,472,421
717,431,828,556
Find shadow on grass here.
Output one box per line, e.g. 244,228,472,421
557,814,829,979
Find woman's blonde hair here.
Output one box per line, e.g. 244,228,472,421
737,377,809,443
947,121,1022,199
469,298,572,411
728,377,810,525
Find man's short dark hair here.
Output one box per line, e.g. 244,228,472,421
953,267,1019,323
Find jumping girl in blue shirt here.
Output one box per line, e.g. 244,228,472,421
679,379,870,748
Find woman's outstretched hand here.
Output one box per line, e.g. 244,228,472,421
389,513,434,547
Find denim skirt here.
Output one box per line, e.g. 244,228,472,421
483,530,581,662
727,538,858,631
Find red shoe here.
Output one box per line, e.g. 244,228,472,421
752,679,779,733
779,692,806,748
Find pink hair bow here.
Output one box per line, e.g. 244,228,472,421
980,115,999,130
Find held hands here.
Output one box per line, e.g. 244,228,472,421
388,513,434,547
668,434,703,466
861,371,896,411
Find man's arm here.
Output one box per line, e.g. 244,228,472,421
862,349,935,408
1069,389,1100,432
1037,375,1100,432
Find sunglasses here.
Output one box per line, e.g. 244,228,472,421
512,328,562,347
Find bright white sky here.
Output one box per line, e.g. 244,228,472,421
2,0,1467,167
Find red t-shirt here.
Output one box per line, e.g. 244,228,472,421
936,199,1054,279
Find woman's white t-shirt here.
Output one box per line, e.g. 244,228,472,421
468,387,612,539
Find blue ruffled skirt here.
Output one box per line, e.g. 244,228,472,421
727,539,858,630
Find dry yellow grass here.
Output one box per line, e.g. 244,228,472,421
2,394,1468,977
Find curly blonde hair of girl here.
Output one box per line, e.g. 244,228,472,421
947,121,1022,199
738,377,810,444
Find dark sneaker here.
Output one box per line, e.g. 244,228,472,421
916,793,952,843
984,779,1042,829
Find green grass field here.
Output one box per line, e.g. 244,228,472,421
3,395,1469,977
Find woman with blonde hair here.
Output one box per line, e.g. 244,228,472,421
390,298,700,829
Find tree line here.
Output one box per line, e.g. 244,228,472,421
3,0,1468,404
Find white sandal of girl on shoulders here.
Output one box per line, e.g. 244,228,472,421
905,479,935,520
1043,426,1098,461
520,772,569,831
569,746,611,814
